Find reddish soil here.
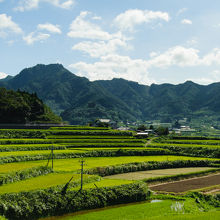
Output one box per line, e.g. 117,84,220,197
149,173,220,193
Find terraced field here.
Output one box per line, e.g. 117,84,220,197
104,167,216,180
0,127,220,220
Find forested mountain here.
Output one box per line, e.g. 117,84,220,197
0,87,61,123
1,64,220,124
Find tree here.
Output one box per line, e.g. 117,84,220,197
155,126,169,135
137,124,147,131
173,120,181,128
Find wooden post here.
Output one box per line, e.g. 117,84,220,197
80,159,85,191
52,145,54,170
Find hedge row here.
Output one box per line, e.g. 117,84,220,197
149,144,220,158
186,192,220,209
172,136,220,140
0,129,134,138
49,126,109,130
143,168,220,184
0,144,66,152
0,166,52,186
50,130,134,136
85,160,220,177
0,143,146,152
0,182,150,220
0,148,171,164
0,130,46,138
46,135,134,139
160,139,220,145
0,139,144,145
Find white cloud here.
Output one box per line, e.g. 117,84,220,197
147,46,220,68
114,9,170,31
188,71,220,85
92,16,102,20
69,54,154,84
0,14,23,37
37,23,61,34
177,8,188,16
181,19,192,25
23,32,50,45
149,52,158,58
0,72,7,79
15,0,74,11
68,45,220,85
0,0,4,3
72,38,128,58
186,38,198,46
201,48,220,66
147,46,200,68
67,11,113,40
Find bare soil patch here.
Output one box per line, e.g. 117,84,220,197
104,167,213,180
149,173,220,193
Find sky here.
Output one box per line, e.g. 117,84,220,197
1,0,220,85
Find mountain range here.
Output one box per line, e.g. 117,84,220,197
1,64,220,124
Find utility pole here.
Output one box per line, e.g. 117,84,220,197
80,159,85,191
52,145,54,171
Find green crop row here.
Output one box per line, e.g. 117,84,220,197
171,135,220,140
0,173,99,195
0,143,146,152
0,138,144,145
0,148,171,164
49,126,109,130
159,139,220,145
0,144,67,152
0,182,149,220
50,130,134,136
0,166,52,186
0,129,47,138
148,143,220,158
46,135,134,139
86,160,220,177
149,142,220,149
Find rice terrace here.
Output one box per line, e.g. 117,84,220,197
1,0,220,219
0,125,220,220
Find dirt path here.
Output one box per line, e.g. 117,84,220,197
149,173,220,193
145,137,156,146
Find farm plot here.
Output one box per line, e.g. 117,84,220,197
41,199,215,220
71,179,134,191
104,167,215,180
149,173,220,193
0,173,94,195
0,147,167,158
149,142,220,149
160,139,220,145
0,155,215,174
0,139,146,152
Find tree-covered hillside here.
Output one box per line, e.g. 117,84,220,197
1,64,220,124
0,88,61,123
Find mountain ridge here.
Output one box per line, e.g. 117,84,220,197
1,64,220,124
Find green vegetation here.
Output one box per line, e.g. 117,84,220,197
3,64,220,124
86,160,219,176
0,125,220,219
46,198,219,220
0,87,61,123
0,173,97,194
0,182,149,220
0,166,52,185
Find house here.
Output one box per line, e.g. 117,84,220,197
98,119,111,123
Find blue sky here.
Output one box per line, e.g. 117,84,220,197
1,0,220,85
